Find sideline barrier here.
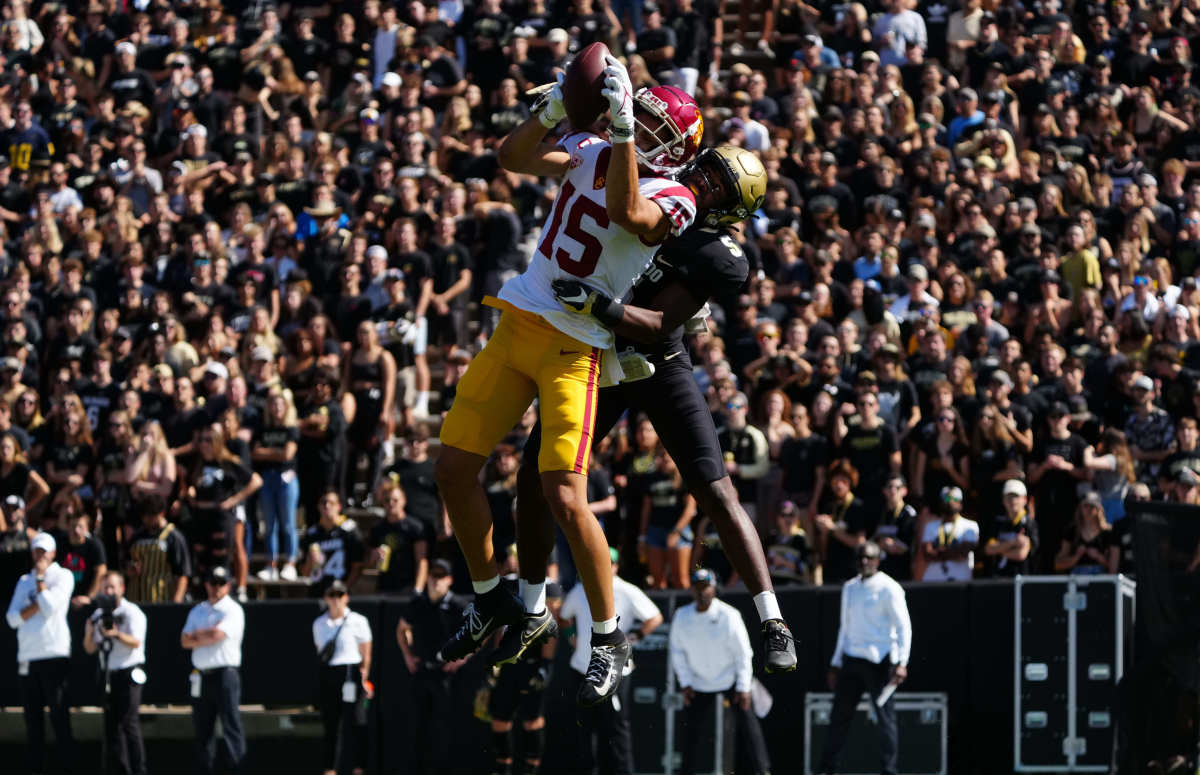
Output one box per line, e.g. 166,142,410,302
0,581,1058,774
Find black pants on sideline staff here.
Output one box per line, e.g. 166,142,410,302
565,667,634,775
106,666,147,775
319,663,367,773
820,655,899,775
192,666,245,775
410,670,454,774
680,685,770,775
21,656,76,774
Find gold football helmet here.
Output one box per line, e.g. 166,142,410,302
682,145,768,227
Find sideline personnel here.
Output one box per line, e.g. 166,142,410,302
83,571,148,775
5,531,76,774
182,565,246,775
820,541,912,775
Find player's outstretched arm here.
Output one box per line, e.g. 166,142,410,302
497,76,571,177
553,278,704,343
602,57,672,243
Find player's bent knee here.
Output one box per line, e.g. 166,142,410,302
434,447,484,490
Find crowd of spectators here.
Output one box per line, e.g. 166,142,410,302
1,0,1200,612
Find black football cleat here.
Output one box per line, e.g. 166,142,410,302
437,587,524,663
762,619,798,674
491,608,559,667
577,632,632,707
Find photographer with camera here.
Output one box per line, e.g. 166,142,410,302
83,570,148,775
5,531,77,774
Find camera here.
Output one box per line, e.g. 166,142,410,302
92,594,121,631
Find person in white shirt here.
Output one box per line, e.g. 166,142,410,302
312,580,373,775
181,565,246,774
5,531,77,773
83,571,149,775
821,541,912,775
919,486,981,581
559,547,663,775
669,568,770,775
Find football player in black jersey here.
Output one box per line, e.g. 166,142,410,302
495,147,797,674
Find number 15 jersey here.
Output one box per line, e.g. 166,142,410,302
497,131,697,349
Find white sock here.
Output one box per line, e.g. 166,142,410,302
753,591,782,623
519,579,546,614
414,391,431,415
592,617,618,635
472,575,500,595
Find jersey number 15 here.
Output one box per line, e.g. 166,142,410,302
538,180,611,279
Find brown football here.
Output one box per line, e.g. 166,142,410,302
563,42,612,130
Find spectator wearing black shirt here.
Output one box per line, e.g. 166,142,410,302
1053,493,1119,575
427,215,474,348
300,490,366,594
815,460,870,584
250,387,301,583
984,479,1037,577
0,495,30,603
874,474,917,581
778,403,829,517
836,391,902,519
368,480,429,594
766,500,814,585
298,368,347,522
185,424,261,598
106,42,156,109
60,507,106,609
1028,402,1093,572
387,424,442,540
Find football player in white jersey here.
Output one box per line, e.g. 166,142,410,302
436,55,703,706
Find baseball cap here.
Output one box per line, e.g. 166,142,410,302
185,124,208,140
547,27,569,43
691,568,717,587
989,370,1013,390
205,565,231,585
1021,222,1041,236
116,41,137,56
940,486,963,503
860,50,880,63
4,494,24,510
367,245,388,261
32,532,55,553
429,558,453,576
916,213,937,229
1048,401,1070,417
203,361,229,380
1002,480,1027,497
907,263,929,281
0,356,19,372
1133,375,1154,392
325,579,349,596
153,363,174,378
251,346,274,363
381,72,402,88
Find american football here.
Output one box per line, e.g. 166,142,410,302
563,41,611,130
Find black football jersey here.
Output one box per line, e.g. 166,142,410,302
617,226,749,361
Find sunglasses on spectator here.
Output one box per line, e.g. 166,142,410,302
727,402,747,410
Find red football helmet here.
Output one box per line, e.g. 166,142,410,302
632,85,704,174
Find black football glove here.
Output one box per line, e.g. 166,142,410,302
552,278,624,327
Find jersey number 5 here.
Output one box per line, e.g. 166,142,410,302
537,181,610,278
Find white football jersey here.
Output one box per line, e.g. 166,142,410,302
498,131,697,348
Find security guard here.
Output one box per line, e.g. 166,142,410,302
83,570,149,775
181,565,246,774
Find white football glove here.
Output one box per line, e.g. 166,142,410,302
601,54,635,143
536,72,567,128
